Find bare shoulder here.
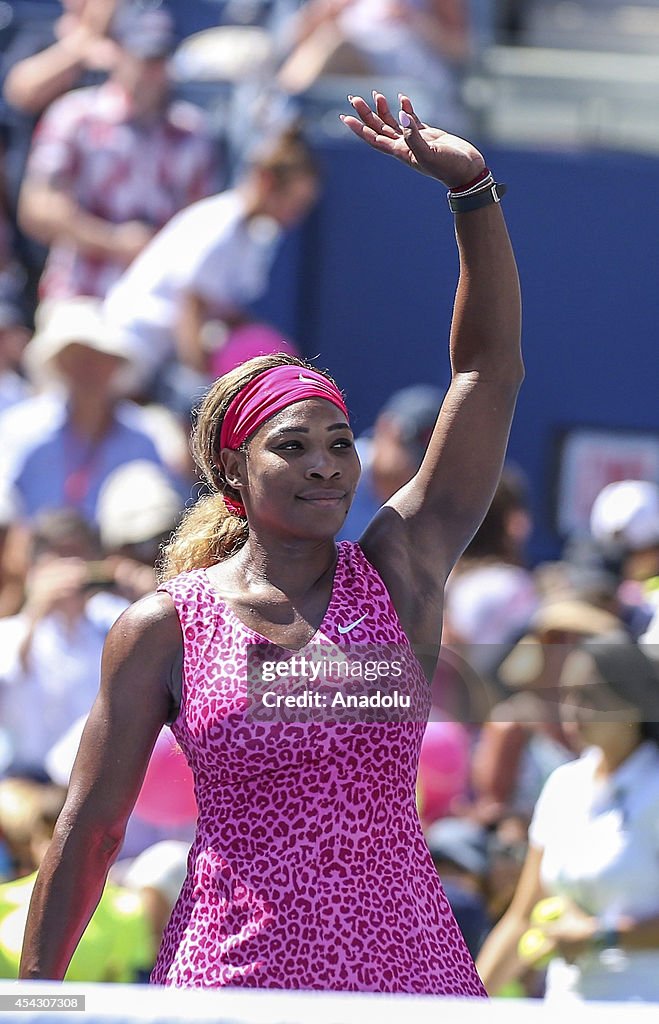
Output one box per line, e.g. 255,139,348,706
102,590,182,678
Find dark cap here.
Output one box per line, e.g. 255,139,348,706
425,817,489,877
379,383,443,463
113,5,177,59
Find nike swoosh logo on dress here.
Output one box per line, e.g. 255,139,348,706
337,612,368,634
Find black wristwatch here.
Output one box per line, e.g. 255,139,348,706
447,182,507,214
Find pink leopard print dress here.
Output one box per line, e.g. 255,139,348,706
151,541,486,995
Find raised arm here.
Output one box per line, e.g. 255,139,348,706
3,0,118,115
19,592,181,980
342,93,522,637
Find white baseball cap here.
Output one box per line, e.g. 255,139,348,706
96,460,183,549
590,480,659,552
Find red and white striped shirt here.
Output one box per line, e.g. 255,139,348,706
26,81,218,300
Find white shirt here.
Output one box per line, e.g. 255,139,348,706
529,742,659,1001
103,190,282,380
0,370,31,417
0,591,127,775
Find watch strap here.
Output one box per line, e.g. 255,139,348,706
447,182,507,214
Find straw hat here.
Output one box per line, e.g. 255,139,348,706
498,598,622,689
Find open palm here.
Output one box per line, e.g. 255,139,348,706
341,93,485,191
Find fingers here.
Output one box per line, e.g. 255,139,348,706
345,94,400,140
372,91,400,133
339,113,400,156
397,105,433,164
398,94,424,129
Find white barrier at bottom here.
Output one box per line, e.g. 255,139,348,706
0,981,658,1023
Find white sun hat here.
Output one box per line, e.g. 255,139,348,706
25,297,137,386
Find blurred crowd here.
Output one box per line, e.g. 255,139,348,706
0,0,658,1002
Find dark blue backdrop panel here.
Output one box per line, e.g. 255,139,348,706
253,139,659,564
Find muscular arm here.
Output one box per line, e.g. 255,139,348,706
380,199,522,573
19,592,181,980
344,94,522,639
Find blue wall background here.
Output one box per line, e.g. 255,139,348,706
254,139,659,565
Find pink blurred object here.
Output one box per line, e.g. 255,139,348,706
209,322,299,379
417,721,470,827
133,728,197,827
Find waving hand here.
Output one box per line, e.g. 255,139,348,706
341,92,485,190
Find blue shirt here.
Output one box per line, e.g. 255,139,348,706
0,393,163,524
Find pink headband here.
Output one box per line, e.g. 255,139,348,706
218,364,349,517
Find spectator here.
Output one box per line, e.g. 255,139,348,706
95,460,185,603
435,469,538,719
469,595,620,824
338,383,444,541
16,4,217,305
276,0,471,130
485,812,530,927
0,297,163,527
477,636,659,1002
103,124,318,412
0,1,118,306
590,479,659,640
0,149,28,311
0,509,127,781
483,812,540,998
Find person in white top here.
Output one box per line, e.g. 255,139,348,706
0,509,127,780
103,125,319,409
476,636,659,1002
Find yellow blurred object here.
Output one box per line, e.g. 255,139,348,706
517,897,567,967
0,873,154,981
531,896,566,925
517,927,554,968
